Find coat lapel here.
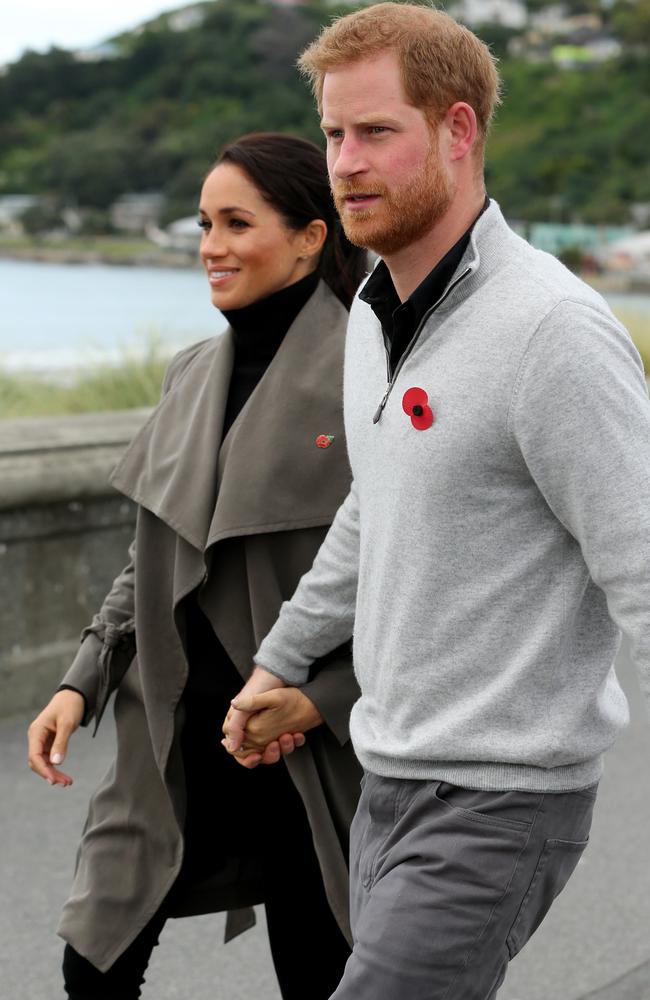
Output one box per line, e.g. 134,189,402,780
110,331,233,552
110,281,350,557
207,281,350,548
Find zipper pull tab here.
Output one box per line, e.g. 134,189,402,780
373,387,390,424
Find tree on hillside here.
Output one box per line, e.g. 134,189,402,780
40,132,135,209
611,0,650,46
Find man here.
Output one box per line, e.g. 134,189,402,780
224,4,650,997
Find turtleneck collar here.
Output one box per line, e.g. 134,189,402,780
221,269,320,361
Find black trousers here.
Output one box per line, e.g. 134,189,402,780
62,840,350,1000
62,691,350,999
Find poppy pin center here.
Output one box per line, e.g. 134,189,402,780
402,388,434,431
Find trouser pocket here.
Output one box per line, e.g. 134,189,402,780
506,836,589,959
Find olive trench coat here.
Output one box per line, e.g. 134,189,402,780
57,281,362,972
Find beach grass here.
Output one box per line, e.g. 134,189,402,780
617,310,650,373
1,308,649,420
0,338,171,419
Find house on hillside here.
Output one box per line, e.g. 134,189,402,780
511,5,622,64
74,42,120,63
596,232,650,280
109,193,165,234
167,6,207,31
508,220,633,258
449,0,527,29
0,195,41,234
148,215,199,255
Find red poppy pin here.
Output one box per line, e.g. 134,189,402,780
402,387,434,430
315,434,335,449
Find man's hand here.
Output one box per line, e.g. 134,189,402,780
223,687,323,769
27,690,85,786
244,688,322,744
222,665,286,755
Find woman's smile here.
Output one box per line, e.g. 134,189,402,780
207,265,241,287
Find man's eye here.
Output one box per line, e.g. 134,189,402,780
369,126,387,134
327,130,344,141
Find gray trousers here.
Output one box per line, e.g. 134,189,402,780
331,773,597,1000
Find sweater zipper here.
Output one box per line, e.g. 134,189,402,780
372,266,472,424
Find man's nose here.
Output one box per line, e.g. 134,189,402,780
331,135,367,179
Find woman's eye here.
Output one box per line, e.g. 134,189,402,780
229,218,249,230
197,218,210,231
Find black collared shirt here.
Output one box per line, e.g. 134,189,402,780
359,197,489,376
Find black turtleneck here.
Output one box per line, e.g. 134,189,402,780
183,269,320,699
220,269,320,438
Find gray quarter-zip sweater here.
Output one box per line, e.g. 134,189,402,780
255,201,650,792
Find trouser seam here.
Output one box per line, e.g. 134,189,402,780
441,792,547,1000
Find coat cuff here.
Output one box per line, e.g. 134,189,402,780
300,654,359,746
59,633,103,727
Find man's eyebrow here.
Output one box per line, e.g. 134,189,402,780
320,116,402,130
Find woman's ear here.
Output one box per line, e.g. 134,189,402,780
300,219,328,259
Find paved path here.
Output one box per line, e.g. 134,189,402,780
2,645,648,999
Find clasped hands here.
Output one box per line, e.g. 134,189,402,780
221,666,322,769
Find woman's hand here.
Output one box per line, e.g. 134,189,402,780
27,690,85,786
222,665,286,754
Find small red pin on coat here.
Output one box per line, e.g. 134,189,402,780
315,434,335,448
402,387,434,430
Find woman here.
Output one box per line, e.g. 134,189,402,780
27,132,367,999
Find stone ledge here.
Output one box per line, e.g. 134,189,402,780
0,408,151,509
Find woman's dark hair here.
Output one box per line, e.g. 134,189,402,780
213,132,367,309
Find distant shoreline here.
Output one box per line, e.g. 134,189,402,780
0,244,197,269
0,241,648,292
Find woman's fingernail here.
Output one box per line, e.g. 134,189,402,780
47,778,54,785
51,753,63,765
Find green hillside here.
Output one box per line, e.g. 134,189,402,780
0,0,648,226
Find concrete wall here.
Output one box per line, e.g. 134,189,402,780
0,409,150,719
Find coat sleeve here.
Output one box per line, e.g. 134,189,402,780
59,541,136,730
57,341,210,729
299,647,360,746
510,297,650,716
254,480,360,686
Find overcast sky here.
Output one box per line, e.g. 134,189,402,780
0,1,187,65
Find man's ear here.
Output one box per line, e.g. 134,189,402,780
444,101,478,162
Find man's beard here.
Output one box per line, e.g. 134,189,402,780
333,146,454,257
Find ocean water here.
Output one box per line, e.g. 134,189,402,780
1,258,649,375
0,259,227,373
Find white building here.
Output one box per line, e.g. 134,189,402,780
110,193,165,234
449,0,527,29
148,216,200,254
597,232,650,277
167,6,207,31
0,195,41,233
